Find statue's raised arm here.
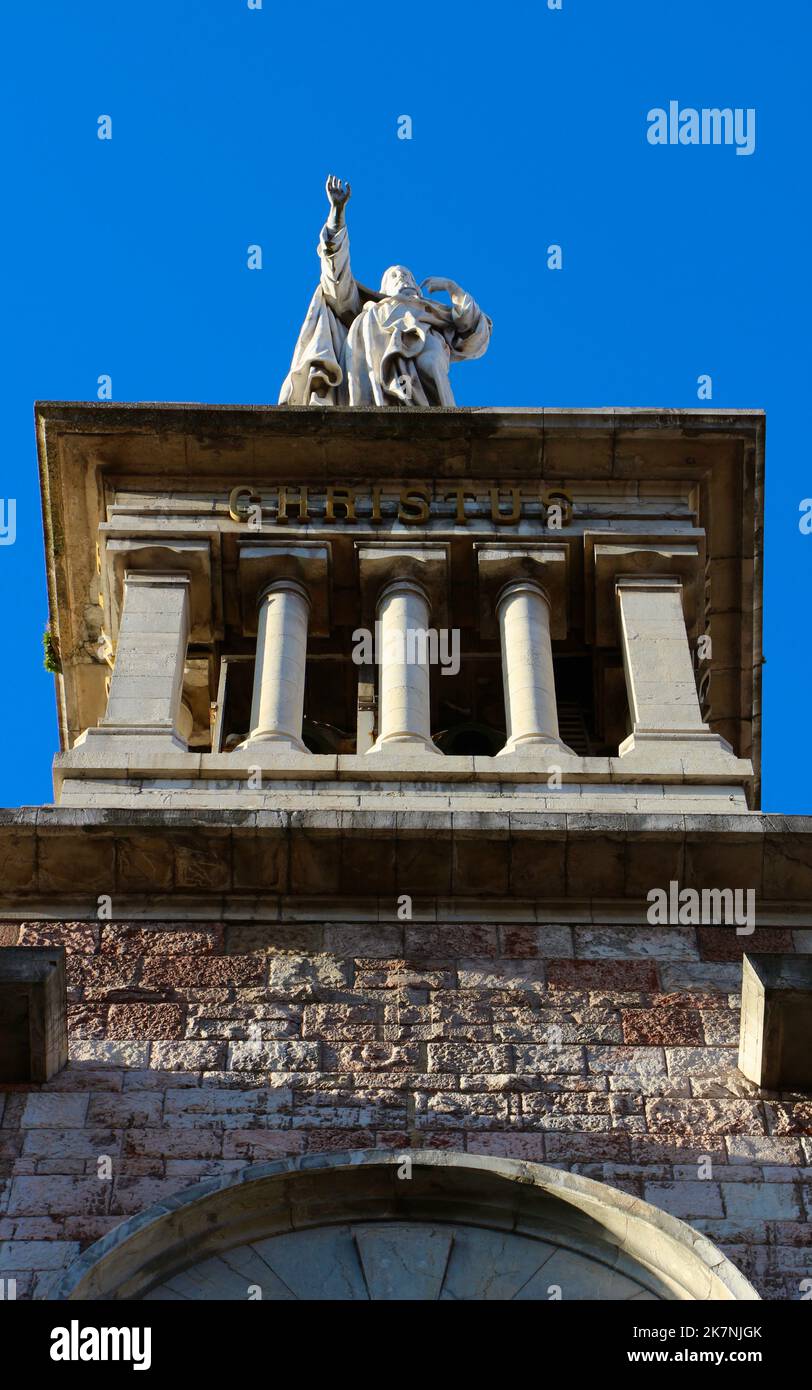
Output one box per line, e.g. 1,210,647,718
279,176,492,408
318,175,361,321
325,174,351,230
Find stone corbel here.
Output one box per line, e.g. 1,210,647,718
738,953,812,1090
238,541,331,637
475,542,569,639
355,543,449,628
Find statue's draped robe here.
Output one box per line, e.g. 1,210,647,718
280,223,491,407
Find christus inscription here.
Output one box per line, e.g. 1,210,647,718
229,483,573,528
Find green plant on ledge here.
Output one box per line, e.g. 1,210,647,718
43,627,62,674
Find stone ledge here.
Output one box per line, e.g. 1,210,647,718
0,808,810,908
53,748,755,787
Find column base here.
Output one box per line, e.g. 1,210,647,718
236,733,309,755
74,725,190,754
619,728,734,757
366,735,442,757
497,734,577,758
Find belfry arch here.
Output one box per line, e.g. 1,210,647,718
56,1151,758,1302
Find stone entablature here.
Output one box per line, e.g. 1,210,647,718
37,405,763,810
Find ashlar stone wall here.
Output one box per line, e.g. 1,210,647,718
0,916,810,1300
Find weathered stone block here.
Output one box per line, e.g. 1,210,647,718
697,927,794,961
574,926,698,961
644,1181,724,1219
227,1040,320,1071
107,1003,186,1040
427,1043,512,1073
21,1094,89,1130
547,959,658,992
644,1097,766,1136
722,1183,802,1221
266,954,351,998
7,1177,109,1217
500,925,573,958
622,1007,703,1046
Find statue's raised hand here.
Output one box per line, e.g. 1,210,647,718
421,277,461,299
326,175,351,211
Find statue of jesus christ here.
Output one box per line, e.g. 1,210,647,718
280,176,492,408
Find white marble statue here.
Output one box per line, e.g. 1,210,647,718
280,176,492,407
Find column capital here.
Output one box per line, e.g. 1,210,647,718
495,577,552,614
257,576,312,609
614,573,685,591
375,576,430,614
584,530,706,647
356,543,449,626
238,541,331,637
475,543,569,639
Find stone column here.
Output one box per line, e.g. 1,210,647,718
371,578,440,754
244,579,310,752
475,543,572,758
616,576,726,754
356,544,448,758
99,571,191,745
497,580,562,753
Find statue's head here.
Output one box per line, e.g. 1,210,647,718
380,265,420,298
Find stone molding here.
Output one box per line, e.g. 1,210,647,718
51,743,756,802
1,808,811,912
52,1149,759,1301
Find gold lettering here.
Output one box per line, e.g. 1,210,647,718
225,480,547,527
276,485,310,523
398,484,431,524
229,485,261,522
444,485,478,524
324,486,357,522
489,487,522,525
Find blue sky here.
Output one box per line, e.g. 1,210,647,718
0,0,808,810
